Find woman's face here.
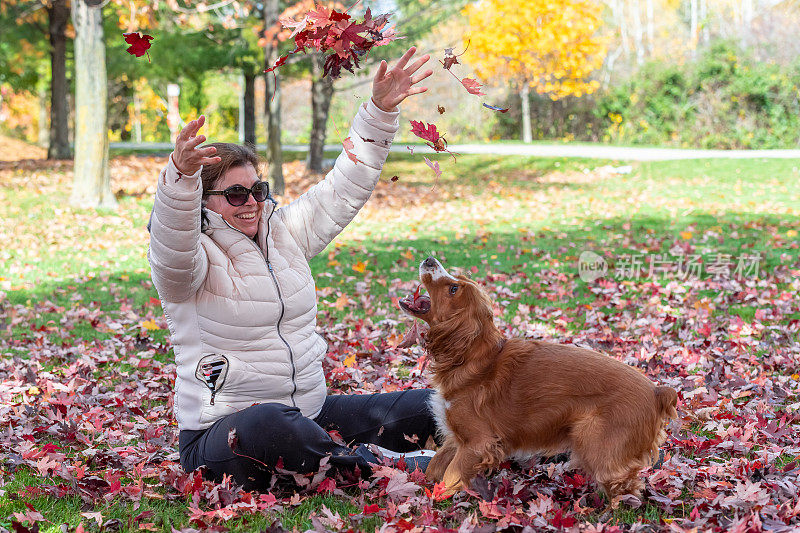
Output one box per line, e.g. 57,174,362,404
205,163,263,238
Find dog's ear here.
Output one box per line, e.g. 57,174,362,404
427,312,484,367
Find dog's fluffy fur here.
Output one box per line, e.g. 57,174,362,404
399,258,678,500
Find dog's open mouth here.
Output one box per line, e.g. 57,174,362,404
398,285,431,315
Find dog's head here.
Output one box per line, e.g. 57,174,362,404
399,258,497,359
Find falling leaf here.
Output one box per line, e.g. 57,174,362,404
437,105,446,114
122,32,153,62
461,77,486,96
483,103,509,113
266,6,400,79
390,175,399,182
342,137,363,165
423,157,442,181
409,120,441,145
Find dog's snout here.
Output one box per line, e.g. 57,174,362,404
423,257,437,268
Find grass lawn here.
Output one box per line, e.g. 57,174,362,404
1,151,799,532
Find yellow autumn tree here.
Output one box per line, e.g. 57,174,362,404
464,0,608,142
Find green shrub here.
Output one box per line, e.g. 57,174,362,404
497,41,800,148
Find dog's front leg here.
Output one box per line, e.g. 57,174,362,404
441,456,464,496
440,446,486,497
426,437,457,482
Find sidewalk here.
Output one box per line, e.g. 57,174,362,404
109,142,800,161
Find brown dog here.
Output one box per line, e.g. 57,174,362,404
399,257,677,501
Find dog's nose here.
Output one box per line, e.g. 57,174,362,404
423,257,437,268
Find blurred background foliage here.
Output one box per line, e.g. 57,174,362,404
2,0,800,149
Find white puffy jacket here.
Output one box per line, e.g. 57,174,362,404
148,100,399,430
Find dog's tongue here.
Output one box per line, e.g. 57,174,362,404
399,285,431,314
397,320,428,349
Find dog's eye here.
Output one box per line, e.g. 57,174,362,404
449,285,458,295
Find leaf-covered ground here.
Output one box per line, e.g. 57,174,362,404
1,151,799,532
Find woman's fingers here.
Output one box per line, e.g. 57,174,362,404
393,46,416,70
375,59,388,81
200,156,222,166
405,54,430,76
410,69,433,85
187,134,207,149
177,115,206,142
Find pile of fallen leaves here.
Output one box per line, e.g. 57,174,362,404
2,155,800,531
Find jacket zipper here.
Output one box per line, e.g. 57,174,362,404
218,202,298,407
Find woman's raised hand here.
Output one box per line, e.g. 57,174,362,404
371,46,433,112
172,115,221,175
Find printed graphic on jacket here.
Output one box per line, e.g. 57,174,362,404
195,354,229,405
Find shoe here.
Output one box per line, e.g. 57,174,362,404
370,445,436,473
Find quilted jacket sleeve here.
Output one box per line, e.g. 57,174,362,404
276,98,400,260
147,155,209,303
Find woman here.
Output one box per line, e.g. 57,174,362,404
148,47,438,490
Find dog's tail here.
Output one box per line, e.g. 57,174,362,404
654,386,678,421
648,386,678,468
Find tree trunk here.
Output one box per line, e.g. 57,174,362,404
307,52,335,172
520,84,532,144
133,84,142,143
263,0,284,194
70,0,115,208
243,71,256,147
613,0,630,55
690,0,698,56
38,86,49,148
645,0,655,55
47,0,71,159
631,0,645,65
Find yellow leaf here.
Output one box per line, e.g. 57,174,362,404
141,319,159,331
680,231,693,240
28,386,41,395
343,354,356,367
401,250,414,260
788,230,798,238
352,261,368,273
328,260,340,267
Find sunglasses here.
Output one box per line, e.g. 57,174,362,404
206,181,270,206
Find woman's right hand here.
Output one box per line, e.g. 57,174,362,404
172,115,221,175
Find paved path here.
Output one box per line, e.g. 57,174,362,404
110,142,800,161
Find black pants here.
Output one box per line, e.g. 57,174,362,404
179,389,438,490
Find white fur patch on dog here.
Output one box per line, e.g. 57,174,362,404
419,258,458,283
427,389,453,440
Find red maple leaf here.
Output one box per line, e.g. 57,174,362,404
266,5,398,79
461,77,485,96
123,32,153,62
342,137,363,165
409,120,440,144
409,120,458,161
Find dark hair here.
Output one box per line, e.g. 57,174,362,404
201,143,262,199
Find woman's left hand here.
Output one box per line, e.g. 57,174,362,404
371,46,432,112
